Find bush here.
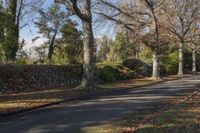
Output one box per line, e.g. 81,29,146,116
16,58,28,65
122,58,151,76
122,58,144,69
161,51,178,74
96,65,117,82
96,63,135,82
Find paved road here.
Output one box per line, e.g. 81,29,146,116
0,75,200,133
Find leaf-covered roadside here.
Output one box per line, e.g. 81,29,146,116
102,91,200,133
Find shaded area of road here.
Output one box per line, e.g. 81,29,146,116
0,75,200,133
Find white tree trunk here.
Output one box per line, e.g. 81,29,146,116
192,50,196,73
81,0,95,92
178,43,184,76
152,51,161,80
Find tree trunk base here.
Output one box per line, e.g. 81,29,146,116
74,85,83,90
178,73,184,77
151,76,162,81
75,84,95,95
192,71,197,74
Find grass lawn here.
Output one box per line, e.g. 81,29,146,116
98,91,200,133
0,74,194,115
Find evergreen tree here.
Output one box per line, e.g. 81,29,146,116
0,1,6,62
0,1,5,44
34,3,69,63
3,0,18,63
60,21,83,64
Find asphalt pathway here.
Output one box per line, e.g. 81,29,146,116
0,75,200,133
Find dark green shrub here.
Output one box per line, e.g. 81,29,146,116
161,51,178,74
122,58,145,69
97,65,117,82
122,58,151,76
159,63,167,75
183,50,192,72
96,63,135,82
16,58,28,65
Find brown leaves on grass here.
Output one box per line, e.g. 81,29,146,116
0,86,84,114
118,92,200,133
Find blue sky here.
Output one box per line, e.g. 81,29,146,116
20,0,107,47
20,0,54,44
20,0,116,49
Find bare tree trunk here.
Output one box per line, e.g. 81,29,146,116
48,30,57,64
192,50,196,73
152,51,161,80
178,42,184,76
81,0,95,92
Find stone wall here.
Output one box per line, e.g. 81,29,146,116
0,65,82,93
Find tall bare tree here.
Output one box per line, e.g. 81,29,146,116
141,0,165,80
186,22,200,73
162,0,199,76
56,0,95,92
96,0,165,80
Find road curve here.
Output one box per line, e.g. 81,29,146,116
0,75,200,133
